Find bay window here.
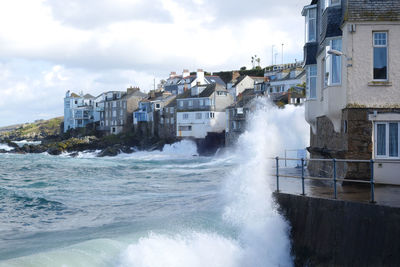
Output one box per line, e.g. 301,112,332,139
305,7,317,42
306,65,317,99
324,38,342,87
373,32,388,80
375,122,399,158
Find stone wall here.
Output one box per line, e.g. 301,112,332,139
274,193,400,267
308,108,373,180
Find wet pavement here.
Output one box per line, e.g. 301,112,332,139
272,167,400,208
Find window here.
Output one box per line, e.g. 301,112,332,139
325,38,342,86
170,107,174,113
188,100,193,107
179,101,184,107
113,110,116,117
322,0,340,11
170,118,174,124
199,99,204,106
161,118,164,124
155,103,161,109
217,91,227,96
183,113,189,120
196,113,202,120
305,8,317,42
375,122,399,158
210,112,215,119
205,99,211,105
179,126,192,131
373,32,388,80
113,102,116,107
307,65,317,99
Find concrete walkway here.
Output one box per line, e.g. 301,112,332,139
271,167,400,208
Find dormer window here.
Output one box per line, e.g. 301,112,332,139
322,0,341,11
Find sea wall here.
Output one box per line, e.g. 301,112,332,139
274,193,400,267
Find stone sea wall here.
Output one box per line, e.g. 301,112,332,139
274,193,400,267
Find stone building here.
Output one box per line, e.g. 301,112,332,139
159,99,177,139
302,0,400,184
99,87,146,134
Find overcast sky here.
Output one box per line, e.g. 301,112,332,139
0,0,309,126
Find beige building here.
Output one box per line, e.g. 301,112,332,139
303,0,400,184
99,87,147,134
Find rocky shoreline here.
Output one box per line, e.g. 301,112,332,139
0,131,225,157
0,134,177,157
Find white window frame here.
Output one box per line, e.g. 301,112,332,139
324,38,342,87
196,113,202,120
306,65,317,99
188,100,193,107
373,32,388,81
305,7,317,43
374,122,400,159
183,113,189,120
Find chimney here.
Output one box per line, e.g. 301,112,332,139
232,71,240,82
196,69,204,84
170,71,177,79
127,86,140,95
182,69,190,78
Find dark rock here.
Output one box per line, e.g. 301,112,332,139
69,152,79,157
97,146,119,157
47,147,63,155
0,149,7,153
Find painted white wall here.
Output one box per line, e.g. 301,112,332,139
305,21,400,134
176,111,225,139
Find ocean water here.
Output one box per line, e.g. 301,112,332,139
0,100,309,267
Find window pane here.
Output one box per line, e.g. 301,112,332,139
310,77,317,98
374,47,387,80
389,123,398,157
377,124,386,156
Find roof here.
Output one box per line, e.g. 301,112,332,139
83,94,95,99
176,84,227,99
205,76,226,87
70,93,79,98
346,0,400,22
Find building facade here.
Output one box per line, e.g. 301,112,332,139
176,83,233,139
302,0,400,184
64,91,96,132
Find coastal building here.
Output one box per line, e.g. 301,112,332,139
264,66,306,100
176,83,233,139
228,75,265,101
99,87,146,134
163,69,226,95
134,91,176,137
225,89,257,145
302,0,400,184
63,91,96,132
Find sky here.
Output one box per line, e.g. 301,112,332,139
0,0,310,127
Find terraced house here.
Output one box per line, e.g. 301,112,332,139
302,0,400,184
176,83,233,139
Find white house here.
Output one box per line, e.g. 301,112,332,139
176,83,233,139
63,91,96,132
302,0,400,184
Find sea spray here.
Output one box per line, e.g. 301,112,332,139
0,143,13,151
119,99,308,267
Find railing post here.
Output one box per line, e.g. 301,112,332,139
276,157,280,192
301,158,305,196
370,159,376,204
333,158,337,199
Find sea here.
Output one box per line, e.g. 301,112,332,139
0,100,309,267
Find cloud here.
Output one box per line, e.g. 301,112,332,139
0,0,311,126
44,0,173,29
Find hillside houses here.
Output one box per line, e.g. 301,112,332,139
63,66,305,146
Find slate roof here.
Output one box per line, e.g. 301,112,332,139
176,84,227,99
83,94,95,99
205,76,226,87
232,75,248,87
346,0,400,22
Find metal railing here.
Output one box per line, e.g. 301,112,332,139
273,157,378,203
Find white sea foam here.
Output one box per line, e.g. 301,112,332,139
117,99,309,267
0,143,13,151
114,140,199,161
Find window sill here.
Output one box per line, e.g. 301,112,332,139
368,81,392,87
